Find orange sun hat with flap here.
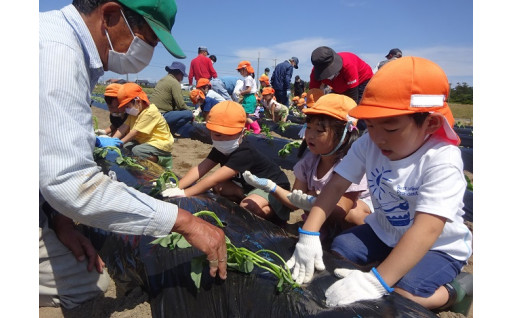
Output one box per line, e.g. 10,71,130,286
302,93,358,125
206,101,247,135
306,88,325,107
349,56,459,145
105,83,122,97
117,83,150,108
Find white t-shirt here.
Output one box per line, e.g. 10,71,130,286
244,76,257,94
334,133,472,261
262,98,286,113
232,79,244,100
206,89,226,102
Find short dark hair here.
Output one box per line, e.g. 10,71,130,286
209,55,217,63
410,112,430,127
72,0,145,29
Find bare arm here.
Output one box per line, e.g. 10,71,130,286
302,173,352,232
112,123,129,139
120,129,138,144
184,165,237,196
376,212,446,287
179,158,218,189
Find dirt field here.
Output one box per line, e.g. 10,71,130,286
39,106,473,318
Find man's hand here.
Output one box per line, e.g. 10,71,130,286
53,214,105,273
287,189,316,211
95,136,122,148
286,228,325,284
325,268,391,307
242,170,277,193
173,209,227,279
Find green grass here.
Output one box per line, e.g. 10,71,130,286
448,103,473,126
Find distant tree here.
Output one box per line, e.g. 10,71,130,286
448,82,473,104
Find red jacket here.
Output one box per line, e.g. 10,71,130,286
309,52,373,94
188,54,218,85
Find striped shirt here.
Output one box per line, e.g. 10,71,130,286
39,5,177,237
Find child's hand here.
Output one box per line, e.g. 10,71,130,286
242,170,277,193
192,108,201,117
325,267,391,307
95,136,122,148
286,227,325,284
287,189,316,211
161,187,186,198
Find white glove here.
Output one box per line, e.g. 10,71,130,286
286,228,325,284
192,108,201,117
242,171,277,193
161,187,186,198
287,189,316,211
325,268,391,307
152,181,177,189
95,128,107,136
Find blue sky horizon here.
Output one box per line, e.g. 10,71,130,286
39,0,473,87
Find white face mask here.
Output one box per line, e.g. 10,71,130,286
212,137,241,155
125,106,140,116
105,10,154,74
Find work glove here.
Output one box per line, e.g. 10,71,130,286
192,108,201,117
152,181,177,190
161,187,186,198
95,136,122,148
95,128,107,136
325,267,393,307
242,171,277,193
286,228,325,284
287,189,316,211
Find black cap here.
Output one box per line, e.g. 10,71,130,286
311,46,343,81
209,55,217,63
386,48,402,59
265,67,270,72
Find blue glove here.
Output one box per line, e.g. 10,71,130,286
95,136,122,148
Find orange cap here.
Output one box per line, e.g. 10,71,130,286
262,87,275,95
292,96,299,101
297,98,306,106
350,56,459,145
206,101,247,135
196,78,211,88
306,88,325,107
104,83,122,97
236,60,251,70
117,83,150,108
189,89,205,104
301,92,307,98
259,74,269,81
302,93,358,125
247,65,255,74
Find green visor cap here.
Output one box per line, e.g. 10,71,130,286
118,0,185,59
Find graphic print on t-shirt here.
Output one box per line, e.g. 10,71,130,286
368,166,412,227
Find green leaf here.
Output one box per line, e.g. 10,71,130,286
176,235,192,248
190,256,206,289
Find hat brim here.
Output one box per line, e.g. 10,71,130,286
294,65,298,69
165,65,187,77
314,53,342,81
302,107,347,123
145,18,186,59
348,104,416,119
206,122,243,135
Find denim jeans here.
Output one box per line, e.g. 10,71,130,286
274,89,289,107
162,110,193,134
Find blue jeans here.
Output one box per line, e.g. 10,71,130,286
274,89,289,107
162,110,193,134
331,224,465,297
210,78,233,101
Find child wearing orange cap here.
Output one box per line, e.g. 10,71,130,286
162,101,291,223
112,83,174,168
95,83,127,137
243,94,371,238
189,88,219,119
260,87,289,123
285,57,472,312
297,88,326,138
236,61,261,134
195,78,226,102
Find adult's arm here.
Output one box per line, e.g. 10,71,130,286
170,79,189,110
309,69,321,89
209,59,218,79
284,64,293,90
39,37,177,237
188,60,195,85
342,86,358,103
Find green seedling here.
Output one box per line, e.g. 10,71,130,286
93,146,145,170
150,211,299,292
260,124,273,140
92,115,99,131
465,174,473,191
149,170,180,196
277,121,292,133
278,140,301,158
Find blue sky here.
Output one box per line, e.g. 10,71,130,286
39,0,473,86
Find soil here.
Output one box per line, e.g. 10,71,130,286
39,107,473,318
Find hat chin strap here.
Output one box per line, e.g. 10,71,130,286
321,124,349,157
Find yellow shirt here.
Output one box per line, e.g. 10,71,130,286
125,104,174,152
